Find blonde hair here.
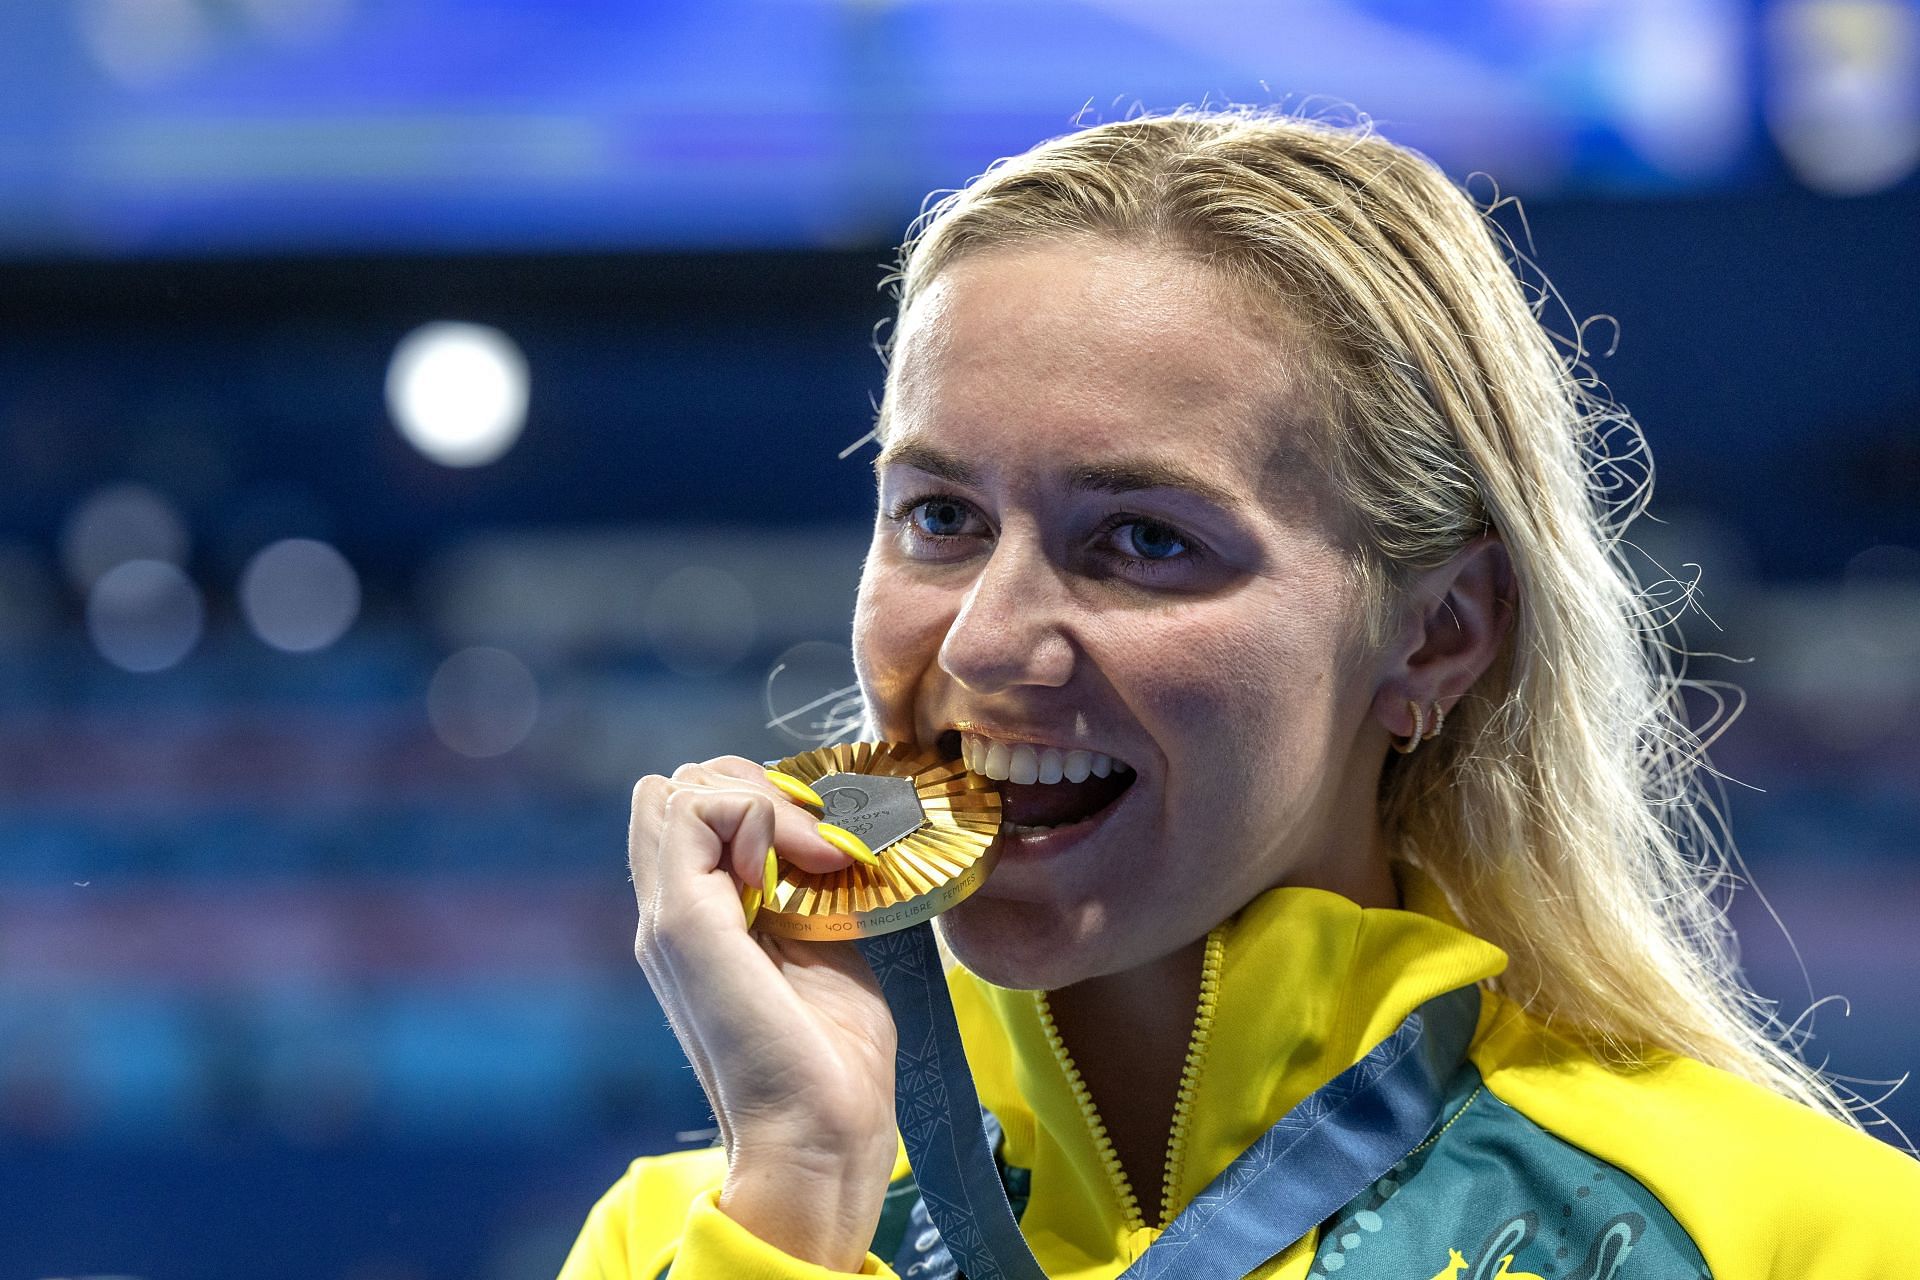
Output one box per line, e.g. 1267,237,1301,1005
867,108,1859,1126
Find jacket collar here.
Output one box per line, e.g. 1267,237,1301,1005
944,864,1508,1270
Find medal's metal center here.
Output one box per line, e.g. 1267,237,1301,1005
811,771,925,853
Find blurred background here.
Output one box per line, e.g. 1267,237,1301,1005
0,0,1916,1276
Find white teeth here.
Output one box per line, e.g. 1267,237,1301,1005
1037,747,1064,784
959,732,1133,783
1008,743,1039,784
984,740,1011,780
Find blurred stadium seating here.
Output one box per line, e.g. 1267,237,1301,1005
0,2,1916,1277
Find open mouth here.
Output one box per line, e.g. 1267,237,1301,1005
937,729,1138,833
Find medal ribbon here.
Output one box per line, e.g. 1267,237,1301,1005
857,923,1481,1280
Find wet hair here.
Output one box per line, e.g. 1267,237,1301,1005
866,107,1858,1127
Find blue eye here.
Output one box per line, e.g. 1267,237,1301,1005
1115,519,1186,563
910,497,972,538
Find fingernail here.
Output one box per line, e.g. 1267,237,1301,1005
762,845,780,901
816,823,878,867
741,884,762,929
764,769,824,809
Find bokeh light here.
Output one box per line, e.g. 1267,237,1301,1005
427,647,540,758
643,565,757,678
385,322,530,468
239,538,362,653
1768,0,1920,194
85,559,205,673
59,483,189,593
76,0,218,90
1607,0,1746,181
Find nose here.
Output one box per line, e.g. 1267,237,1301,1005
938,530,1075,694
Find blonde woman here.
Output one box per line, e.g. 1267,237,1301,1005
562,111,1919,1279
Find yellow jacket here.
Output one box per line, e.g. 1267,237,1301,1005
561,868,1920,1278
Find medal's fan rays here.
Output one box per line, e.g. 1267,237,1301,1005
891,853,937,896
756,740,1004,940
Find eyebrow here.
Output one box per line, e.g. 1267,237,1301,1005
873,438,1245,510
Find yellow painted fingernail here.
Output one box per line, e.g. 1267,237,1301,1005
762,845,780,901
764,769,824,809
816,823,878,867
741,884,762,929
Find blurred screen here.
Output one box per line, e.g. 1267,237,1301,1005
2,0,1914,256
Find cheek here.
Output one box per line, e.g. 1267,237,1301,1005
852,559,954,731
1120,585,1354,766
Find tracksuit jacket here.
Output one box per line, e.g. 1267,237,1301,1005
560,865,1920,1278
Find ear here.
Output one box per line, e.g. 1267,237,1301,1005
1370,531,1517,743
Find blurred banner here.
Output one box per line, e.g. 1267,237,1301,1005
0,0,1917,256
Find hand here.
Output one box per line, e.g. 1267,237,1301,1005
629,756,898,1270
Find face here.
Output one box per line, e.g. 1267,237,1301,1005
852,238,1396,990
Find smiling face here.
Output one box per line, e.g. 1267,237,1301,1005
852,237,1402,990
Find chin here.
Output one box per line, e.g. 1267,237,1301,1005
934,894,1113,991
936,901,1090,990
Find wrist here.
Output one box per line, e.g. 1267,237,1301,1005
720,1144,895,1273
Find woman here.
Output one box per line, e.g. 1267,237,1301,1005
562,110,1918,1279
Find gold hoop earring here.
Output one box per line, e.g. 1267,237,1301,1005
1391,697,1427,754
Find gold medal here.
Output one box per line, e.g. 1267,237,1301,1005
758,740,1002,940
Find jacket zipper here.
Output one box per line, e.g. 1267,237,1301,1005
1032,923,1229,1234
1158,925,1226,1227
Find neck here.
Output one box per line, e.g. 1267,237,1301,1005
1050,852,1403,1066
1039,856,1403,1219
1042,934,1208,1222
1047,935,1211,1056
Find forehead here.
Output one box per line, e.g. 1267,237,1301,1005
885,239,1324,497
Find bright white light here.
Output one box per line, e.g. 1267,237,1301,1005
427,647,539,758
86,560,204,673
240,538,361,653
386,322,529,467
60,483,189,592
